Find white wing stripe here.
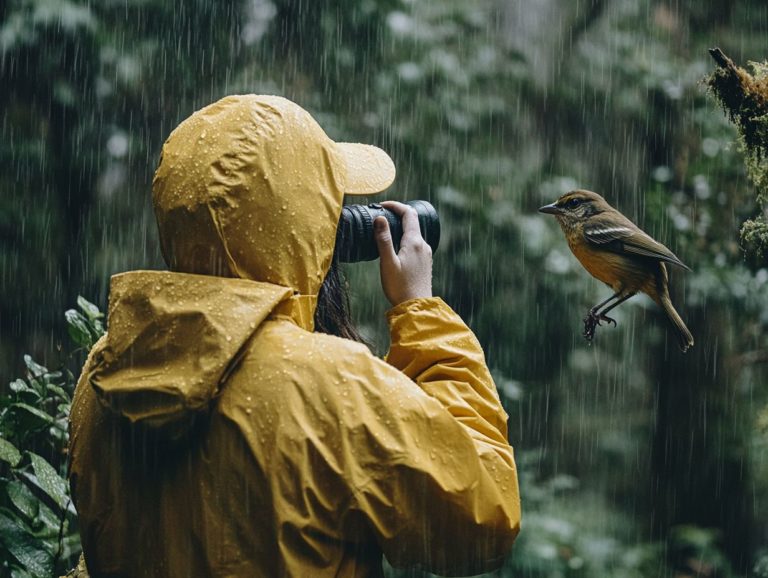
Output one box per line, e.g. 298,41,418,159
585,227,632,237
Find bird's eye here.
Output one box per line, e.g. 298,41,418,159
565,198,582,209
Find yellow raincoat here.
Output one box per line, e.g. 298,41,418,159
69,95,520,578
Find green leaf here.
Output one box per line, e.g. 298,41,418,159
28,453,68,510
22,355,47,379
48,428,66,445
0,438,22,467
46,384,71,403
77,295,103,320
0,511,54,577
6,481,39,522
8,379,29,394
11,566,36,578
10,404,56,428
27,493,60,535
65,309,94,348
42,370,63,384
6,388,42,408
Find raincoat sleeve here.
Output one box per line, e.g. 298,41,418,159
349,297,520,575
386,297,513,454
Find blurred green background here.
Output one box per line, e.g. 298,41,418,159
1,0,767,576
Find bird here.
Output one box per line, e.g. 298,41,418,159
538,189,694,352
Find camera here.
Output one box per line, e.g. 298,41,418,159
336,200,441,263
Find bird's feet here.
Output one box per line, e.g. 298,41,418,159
582,310,617,342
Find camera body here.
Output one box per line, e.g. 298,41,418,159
336,201,440,263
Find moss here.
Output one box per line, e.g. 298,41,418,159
706,48,768,161
745,133,768,205
740,216,768,261
707,49,768,259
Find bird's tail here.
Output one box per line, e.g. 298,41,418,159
659,294,694,352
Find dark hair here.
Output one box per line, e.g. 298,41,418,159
314,256,369,344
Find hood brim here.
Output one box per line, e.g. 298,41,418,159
334,142,396,196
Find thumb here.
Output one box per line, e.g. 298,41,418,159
374,216,398,264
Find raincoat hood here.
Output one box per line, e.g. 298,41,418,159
152,94,396,296
89,270,292,440
91,95,396,441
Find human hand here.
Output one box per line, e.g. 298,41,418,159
374,201,433,307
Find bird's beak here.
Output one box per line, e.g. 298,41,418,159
538,202,561,215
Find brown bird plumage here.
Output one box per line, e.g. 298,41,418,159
539,189,694,352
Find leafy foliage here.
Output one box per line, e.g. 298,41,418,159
0,297,103,577
504,454,742,578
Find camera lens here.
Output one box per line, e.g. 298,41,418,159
336,200,440,263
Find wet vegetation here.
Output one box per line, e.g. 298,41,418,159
1,0,767,576
706,48,768,261
0,299,102,576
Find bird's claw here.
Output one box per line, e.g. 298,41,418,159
600,314,617,327
583,311,617,341
583,312,599,341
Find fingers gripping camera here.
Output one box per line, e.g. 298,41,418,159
336,200,441,262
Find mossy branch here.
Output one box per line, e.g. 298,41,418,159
706,47,768,161
706,47,768,261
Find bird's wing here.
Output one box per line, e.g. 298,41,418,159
583,214,691,271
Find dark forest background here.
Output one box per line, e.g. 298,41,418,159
1,0,767,576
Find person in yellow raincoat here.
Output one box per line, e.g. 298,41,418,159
68,95,521,577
